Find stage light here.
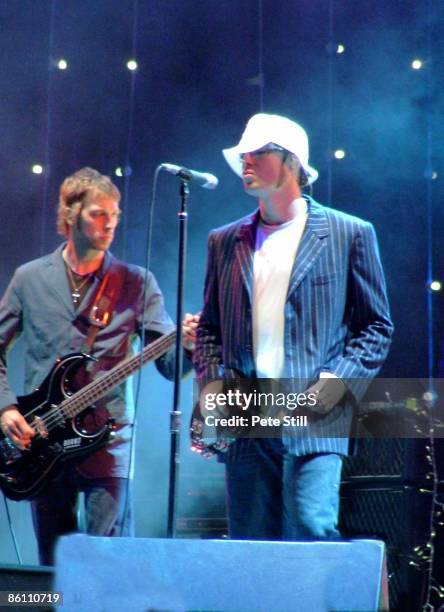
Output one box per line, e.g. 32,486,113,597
336,44,345,54
429,281,442,292
334,149,346,159
57,59,68,70
424,168,438,180
115,166,132,177
126,59,138,71
411,59,423,70
31,164,44,175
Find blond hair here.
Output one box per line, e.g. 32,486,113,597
57,167,121,237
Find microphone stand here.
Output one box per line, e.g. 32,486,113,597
167,179,189,538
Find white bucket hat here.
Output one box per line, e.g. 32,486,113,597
222,113,318,184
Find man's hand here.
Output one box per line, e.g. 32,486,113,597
0,406,35,450
307,378,346,415
182,312,200,352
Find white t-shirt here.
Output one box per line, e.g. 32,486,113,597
253,198,308,378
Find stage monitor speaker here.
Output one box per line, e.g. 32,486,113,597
55,536,388,612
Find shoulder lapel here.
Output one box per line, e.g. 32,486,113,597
287,197,329,297
234,211,259,302
44,244,76,315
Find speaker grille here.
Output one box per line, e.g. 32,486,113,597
339,485,439,611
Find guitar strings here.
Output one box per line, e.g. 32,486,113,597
24,331,176,441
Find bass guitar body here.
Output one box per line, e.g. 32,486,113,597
0,353,114,501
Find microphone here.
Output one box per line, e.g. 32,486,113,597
160,163,218,190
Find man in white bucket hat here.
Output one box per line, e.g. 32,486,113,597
222,112,319,186
194,113,393,540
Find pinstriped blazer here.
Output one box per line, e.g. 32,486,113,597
194,196,394,457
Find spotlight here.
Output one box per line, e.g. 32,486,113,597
424,169,438,180
31,164,44,175
57,59,68,70
411,59,423,70
336,44,345,54
126,59,138,71
429,281,442,292
334,149,346,159
115,166,132,177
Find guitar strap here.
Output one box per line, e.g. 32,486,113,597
81,259,126,354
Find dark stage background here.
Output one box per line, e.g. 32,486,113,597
0,0,443,569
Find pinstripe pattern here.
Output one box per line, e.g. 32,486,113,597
194,196,393,458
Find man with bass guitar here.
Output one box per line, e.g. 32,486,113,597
0,167,199,565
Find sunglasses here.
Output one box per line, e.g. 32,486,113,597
240,144,287,161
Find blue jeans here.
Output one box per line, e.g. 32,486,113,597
225,439,342,540
31,468,133,565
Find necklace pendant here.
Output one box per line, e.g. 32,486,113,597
72,291,81,304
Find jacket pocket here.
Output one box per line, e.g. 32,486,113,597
311,272,336,285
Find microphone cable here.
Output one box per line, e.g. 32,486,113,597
120,164,162,535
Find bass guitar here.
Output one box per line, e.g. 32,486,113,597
0,330,176,500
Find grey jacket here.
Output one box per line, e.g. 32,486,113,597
0,245,179,477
